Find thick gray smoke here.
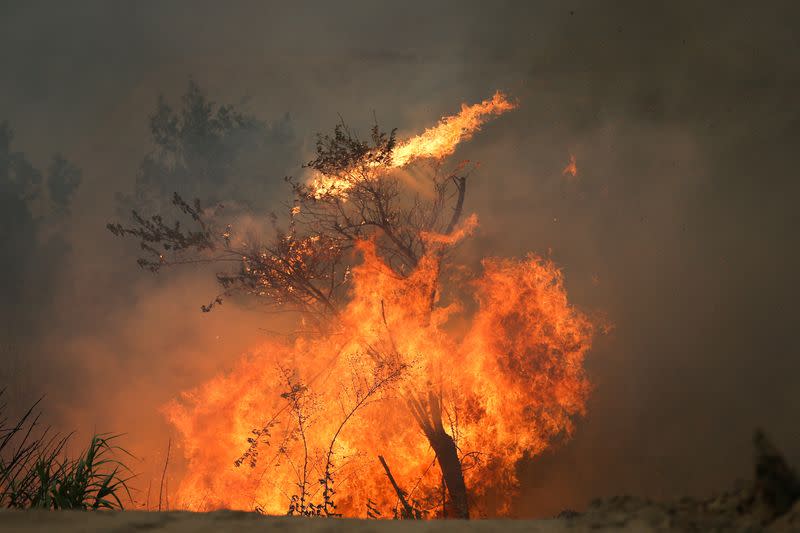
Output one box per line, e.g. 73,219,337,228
1,0,798,517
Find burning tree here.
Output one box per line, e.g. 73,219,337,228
109,91,595,518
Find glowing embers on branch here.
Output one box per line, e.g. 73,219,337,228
309,91,517,200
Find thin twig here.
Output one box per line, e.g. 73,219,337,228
158,438,171,512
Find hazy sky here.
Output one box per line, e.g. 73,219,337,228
1,0,799,517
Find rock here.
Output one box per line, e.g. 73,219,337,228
752,429,800,522
768,499,800,532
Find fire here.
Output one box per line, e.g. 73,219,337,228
310,91,516,200
391,91,517,167
562,154,578,178
164,239,593,516
161,93,595,518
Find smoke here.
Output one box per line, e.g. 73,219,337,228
1,0,798,517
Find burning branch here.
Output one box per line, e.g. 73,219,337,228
280,372,314,516
108,93,514,323
320,359,406,516
378,455,417,519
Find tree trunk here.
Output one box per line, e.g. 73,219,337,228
408,390,469,519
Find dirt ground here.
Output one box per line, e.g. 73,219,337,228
0,512,563,533
2,431,798,532
1,501,798,533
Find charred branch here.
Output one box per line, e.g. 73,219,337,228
408,390,469,519
378,455,417,519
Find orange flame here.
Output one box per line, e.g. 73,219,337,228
310,91,516,199
391,91,517,167
164,221,593,517
562,154,578,178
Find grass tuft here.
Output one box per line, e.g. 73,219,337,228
0,390,133,510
